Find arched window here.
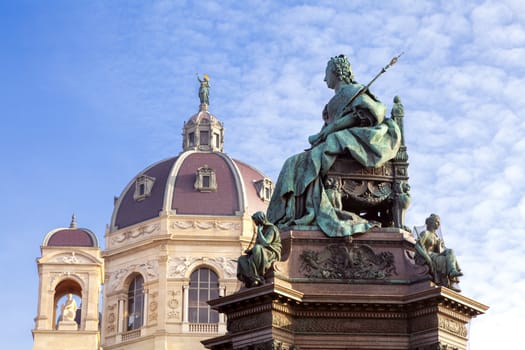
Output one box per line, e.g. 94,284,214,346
127,275,144,331
188,268,219,323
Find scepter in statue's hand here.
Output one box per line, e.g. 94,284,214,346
339,52,404,119
305,52,404,151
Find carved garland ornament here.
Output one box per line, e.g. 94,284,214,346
110,223,160,245
170,220,240,231
299,244,397,280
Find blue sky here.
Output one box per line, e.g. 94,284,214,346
1,0,524,348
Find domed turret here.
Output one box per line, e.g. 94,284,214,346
43,214,98,247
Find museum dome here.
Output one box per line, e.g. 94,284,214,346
43,215,99,247
109,100,272,232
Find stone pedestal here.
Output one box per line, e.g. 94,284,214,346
202,228,488,350
57,320,78,331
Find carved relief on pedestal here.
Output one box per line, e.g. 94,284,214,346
106,303,117,335
167,290,181,320
439,316,468,338
299,244,397,280
110,223,160,247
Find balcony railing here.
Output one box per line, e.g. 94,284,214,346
122,329,141,341
189,323,219,333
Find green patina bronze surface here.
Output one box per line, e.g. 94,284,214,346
237,212,282,287
415,214,463,291
197,73,210,105
267,55,401,237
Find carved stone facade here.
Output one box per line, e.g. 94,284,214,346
102,216,245,349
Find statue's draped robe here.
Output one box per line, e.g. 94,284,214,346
237,223,282,286
267,83,401,237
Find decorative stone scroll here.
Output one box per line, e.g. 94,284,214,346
108,259,159,291
167,257,196,278
167,256,237,279
49,252,91,264
299,244,396,280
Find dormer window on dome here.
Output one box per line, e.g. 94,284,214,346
134,174,156,201
254,178,274,201
194,165,217,192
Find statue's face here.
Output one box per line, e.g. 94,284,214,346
324,63,338,89
427,218,440,231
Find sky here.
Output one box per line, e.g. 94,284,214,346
1,0,524,348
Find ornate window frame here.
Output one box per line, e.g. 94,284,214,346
133,175,156,201
254,178,273,201
194,165,217,192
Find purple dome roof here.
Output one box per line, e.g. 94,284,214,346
43,227,98,247
110,151,270,231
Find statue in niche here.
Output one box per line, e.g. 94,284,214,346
237,212,282,287
197,73,211,105
415,214,462,292
267,54,402,237
60,293,78,322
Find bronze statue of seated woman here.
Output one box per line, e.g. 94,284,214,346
267,55,408,237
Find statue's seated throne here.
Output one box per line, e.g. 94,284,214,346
325,96,410,230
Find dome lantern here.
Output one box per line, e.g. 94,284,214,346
182,74,224,152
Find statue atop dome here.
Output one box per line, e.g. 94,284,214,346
197,73,211,106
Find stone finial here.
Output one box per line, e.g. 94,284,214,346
70,214,77,229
